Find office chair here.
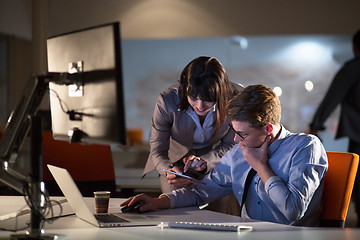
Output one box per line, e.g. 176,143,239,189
320,151,359,227
41,130,117,197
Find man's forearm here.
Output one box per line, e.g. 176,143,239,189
156,194,171,209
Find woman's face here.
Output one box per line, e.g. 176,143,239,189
187,96,215,117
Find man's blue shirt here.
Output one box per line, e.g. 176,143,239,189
165,126,328,226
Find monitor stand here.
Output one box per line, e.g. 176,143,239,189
10,114,59,240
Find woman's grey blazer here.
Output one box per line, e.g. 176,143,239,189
142,82,243,177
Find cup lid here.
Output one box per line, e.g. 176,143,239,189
94,191,111,194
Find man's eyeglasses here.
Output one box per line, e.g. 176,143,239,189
229,124,253,141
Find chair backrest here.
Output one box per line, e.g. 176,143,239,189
42,130,116,197
320,151,359,227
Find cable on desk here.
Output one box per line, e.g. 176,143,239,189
0,183,65,232
23,183,65,225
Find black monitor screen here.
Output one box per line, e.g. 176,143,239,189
47,22,126,145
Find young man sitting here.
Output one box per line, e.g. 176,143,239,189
121,84,328,226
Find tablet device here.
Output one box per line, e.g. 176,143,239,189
163,169,205,184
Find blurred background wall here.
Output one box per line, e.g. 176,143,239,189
1,0,359,151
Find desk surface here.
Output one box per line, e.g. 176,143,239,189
0,196,360,240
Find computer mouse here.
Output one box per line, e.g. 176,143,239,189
121,204,142,213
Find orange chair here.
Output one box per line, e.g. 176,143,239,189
320,151,359,227
42,130,117,197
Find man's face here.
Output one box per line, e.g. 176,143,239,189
230,121,269,148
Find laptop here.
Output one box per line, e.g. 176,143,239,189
47,164,160,228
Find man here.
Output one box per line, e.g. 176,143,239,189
122,84,328,226
309,29,360,226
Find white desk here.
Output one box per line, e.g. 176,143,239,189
1,196,360,240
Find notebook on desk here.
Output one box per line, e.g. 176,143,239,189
47,164,160,228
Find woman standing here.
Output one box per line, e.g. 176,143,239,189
143,56,243,201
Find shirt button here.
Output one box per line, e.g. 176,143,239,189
257,201,260,204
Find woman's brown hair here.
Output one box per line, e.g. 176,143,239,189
178,56,230,135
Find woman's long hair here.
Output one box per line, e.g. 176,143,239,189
178,56,230,136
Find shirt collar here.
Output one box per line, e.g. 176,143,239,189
268,125,291,156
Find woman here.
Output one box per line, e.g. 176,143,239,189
142,56,243,195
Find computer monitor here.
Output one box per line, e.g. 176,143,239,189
0,22,126,239
47,22,127,145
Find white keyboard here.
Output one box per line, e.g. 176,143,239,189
167,222,252,232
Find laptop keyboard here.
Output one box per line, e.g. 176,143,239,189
95,214,129,223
